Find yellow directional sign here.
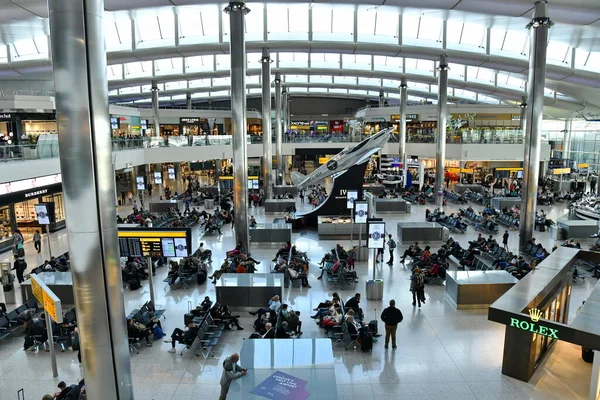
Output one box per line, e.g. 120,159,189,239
30,274,63,323
30,276,43,304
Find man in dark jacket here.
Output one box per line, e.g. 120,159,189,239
380,299,403,350
344,293,363,320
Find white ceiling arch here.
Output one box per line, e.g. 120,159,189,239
0,2,599,109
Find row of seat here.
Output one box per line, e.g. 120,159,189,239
0,298,40,340
179,312,226,359
445,191,468,204
127,301,166,322
497,213,519,228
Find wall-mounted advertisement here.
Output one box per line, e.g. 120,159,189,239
368,222,385,249
354,201,368,223
167,168,176,180
154,172,162,184
34,203,50,225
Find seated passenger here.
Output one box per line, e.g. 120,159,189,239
249,215,257,227
211,304,244,330
275,321,291,338
127,318,152,347
344,293,363,320
320,305,342,332
248,295,281,318
167,320,199,353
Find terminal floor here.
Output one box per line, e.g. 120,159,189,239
0,196,597,400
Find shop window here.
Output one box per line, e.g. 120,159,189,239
0,206,11,240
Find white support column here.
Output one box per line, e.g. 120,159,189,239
590,350,600,400
441,20,448,50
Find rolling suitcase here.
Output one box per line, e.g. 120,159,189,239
361,333,373,352
368,320,378,336
197,269,207,285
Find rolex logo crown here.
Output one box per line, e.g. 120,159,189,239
529,308,543,323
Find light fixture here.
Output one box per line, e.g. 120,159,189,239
526,17,553,30
274,77,281,84
520,103,527,109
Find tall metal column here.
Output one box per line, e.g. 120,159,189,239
398,78,408,161
186,91,192,109
274,73,283,185
225,1,250,252
48,0,132,399
282,88,288,135
562,119,572,162
519,96,528,131
152,80,160,137
435,56,449,208
261,48,273,200
286,97,292,135
519,1,553,250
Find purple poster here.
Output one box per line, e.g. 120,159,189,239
250,371,310,400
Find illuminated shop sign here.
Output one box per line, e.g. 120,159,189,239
180,118,200,124
509,309,559,339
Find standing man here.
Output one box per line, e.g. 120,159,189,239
386,234,396,266
299,190,305,204
591,177,597,194
380,299,403,350
33,230,42,253
219,353,246,400
375,238,385,263
12,258,27,284
502,230,509,251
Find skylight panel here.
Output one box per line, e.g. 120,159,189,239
124,61,152,78
189,79,211,88
154,58,183,76
310,75,333,84
212,77,231,87
342,54,371,70
186,55,214,73
178,5,220,44
266,4,309,40
104,15,132,51
311,53,340,68
136,12,175,48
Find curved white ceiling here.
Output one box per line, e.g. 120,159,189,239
0,1,599,109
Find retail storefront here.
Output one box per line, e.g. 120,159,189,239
0,112,57,146
111,115,141,137
329,120,344,134
0,174,66,253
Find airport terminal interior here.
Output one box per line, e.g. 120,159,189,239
0,1,600,400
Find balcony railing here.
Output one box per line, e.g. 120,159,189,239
0,129,525,164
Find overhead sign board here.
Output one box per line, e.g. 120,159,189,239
117,228,192,258
30,274,63,323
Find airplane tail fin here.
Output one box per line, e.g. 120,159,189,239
291,171,306,187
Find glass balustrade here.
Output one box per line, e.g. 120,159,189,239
0,128,525,164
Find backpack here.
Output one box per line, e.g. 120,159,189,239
128,279,141,290
153,325,164,339
389,240,396,249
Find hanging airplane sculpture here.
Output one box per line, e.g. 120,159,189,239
290,127,394,189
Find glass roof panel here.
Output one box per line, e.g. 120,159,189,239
497,72,525,89
417,17,442,44
348,89,368,96
104,14,132,51
108,89,119,96
141,84,152,92
178,5,220,45
154,58,183,76
212,77,231,87
245,3,264,41
210,90,229,98
248,88,261,95
215,54,230,70
334,76,357,85
165,81,187,91
312,5,353,42
189,78,211,88
186,55,214,73
498,29,528,56
308,87,327,93
402,15,420,39
135,12,175,49
266,4,309,41
454,89,476,100
12,38,40,59
289,87,307,93
119,86,140,95
408,82,430,92
373,56,402,72
310,75,332,84
329,88,348,94
358,77,381,86
279,52,308,68
382,79,398,88
461,22,486,48
467,66,495,84
405,58,434,75
124,61,152,78
191,92,209,99
586,52,600,69
311,53,340,68
171,94,186,100
246,52,262,69
546,41,570,64
0,46,7,63
342,54,371,70
387,92,400,99
107,65,123,81
246,76,259,85
284,75,308,83
357,8,376,36
447,63,464,80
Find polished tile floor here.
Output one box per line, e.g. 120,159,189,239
0,192,597,400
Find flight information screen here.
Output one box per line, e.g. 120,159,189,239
117,228,191,258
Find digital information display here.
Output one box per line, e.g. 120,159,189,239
117,228,191,258
346,190,358,209
136,176,145,190
368,222,386,249
354,201,368,223
34,203,50,225
168,168,175,180
154,172,162,184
